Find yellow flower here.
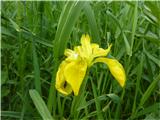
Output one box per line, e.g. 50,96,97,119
55,34,126,96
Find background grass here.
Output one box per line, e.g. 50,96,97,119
1,1,160,120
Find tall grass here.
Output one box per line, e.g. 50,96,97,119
1,1,160,120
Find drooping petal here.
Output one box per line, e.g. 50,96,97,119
91,44,112,58
55,61,72,95
94,57,126,87
64,60,87,96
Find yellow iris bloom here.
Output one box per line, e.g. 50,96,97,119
55,34,126,96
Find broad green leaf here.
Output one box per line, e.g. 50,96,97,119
107,93,121,104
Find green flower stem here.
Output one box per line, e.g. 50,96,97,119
70,70,90,119
47,60,59,115
115,86,126,119
91,79,103,119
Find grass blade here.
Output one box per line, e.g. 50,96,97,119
132,53,144,115
84,2,100,43
133,103,160,119
1,111,22,119
144,49,160,67
32,39,41,94
139,73,160,107
29,89,53,120
130,1,138,56
122,32,132,56
91,80,103,119
54,1,86,57
106,11,131,55
9,18,21,32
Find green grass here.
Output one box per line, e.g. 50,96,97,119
1,1,160,120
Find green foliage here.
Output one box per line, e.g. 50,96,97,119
1,1,160,120
29,89,53,120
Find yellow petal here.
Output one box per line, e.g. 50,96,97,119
80,34,92,57
55,61,72,95
64,60,87,96
94,57,126,87
74,46,84,58
64,49,79,61
91,44,112,58
64,49,75,57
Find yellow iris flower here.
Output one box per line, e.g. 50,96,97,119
55,34,126,96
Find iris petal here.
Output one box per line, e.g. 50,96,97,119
55,61,72,95
64,49,75,57
94,57,126,87
64,60,87,96
80,34,92,57
64,49,79,61
74,46,84,58
55,34,126,96
91,44,112,58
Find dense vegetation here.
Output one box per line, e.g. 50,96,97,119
1,1,160,120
